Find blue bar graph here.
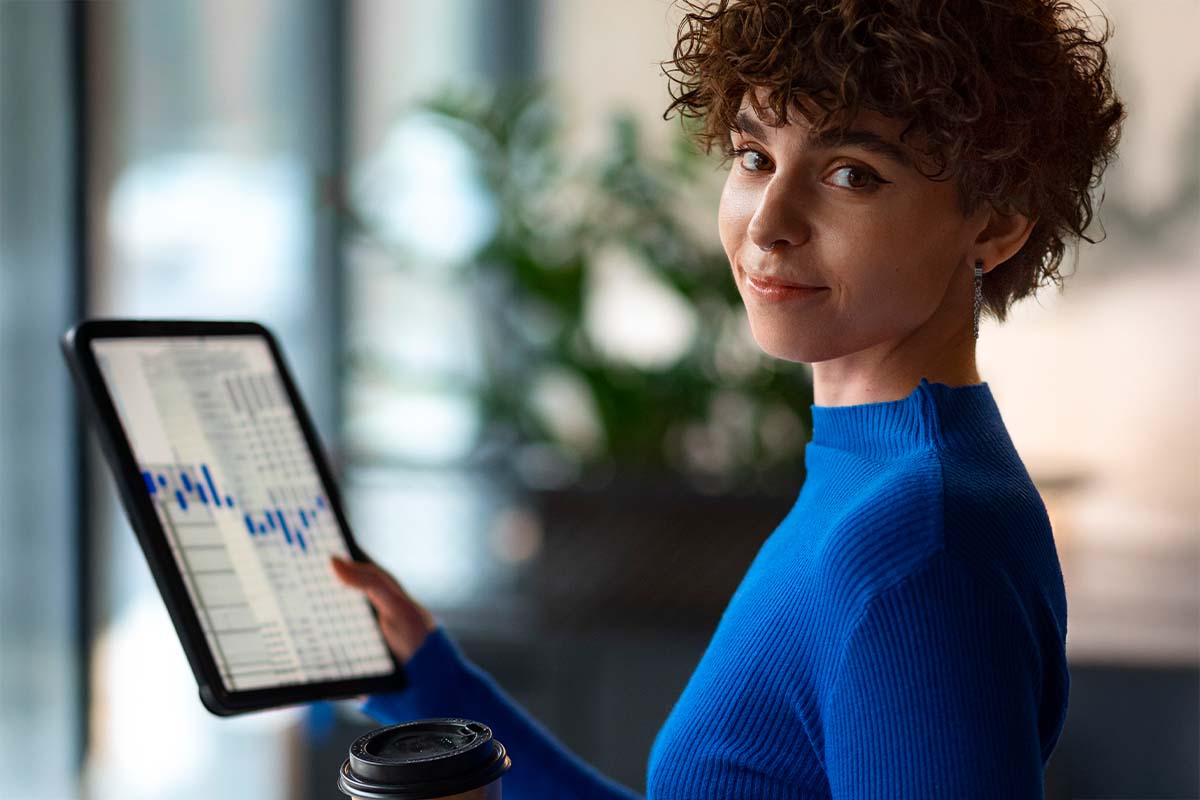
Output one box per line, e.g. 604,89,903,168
236,503,321,552
145,461,320,553
275,509,292,545
201,464,221,507
145,464,246,516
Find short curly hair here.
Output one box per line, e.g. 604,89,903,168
660,0,1127,324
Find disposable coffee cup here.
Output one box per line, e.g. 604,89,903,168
337,718,512,800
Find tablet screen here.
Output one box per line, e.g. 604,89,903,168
90,335,394,692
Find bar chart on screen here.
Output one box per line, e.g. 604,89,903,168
93,336,394,692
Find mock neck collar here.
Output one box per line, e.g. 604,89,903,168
809,376,1006,460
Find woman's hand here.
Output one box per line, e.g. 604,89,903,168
330,555,439,665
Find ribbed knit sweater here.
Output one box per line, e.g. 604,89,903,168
362,377,1070,799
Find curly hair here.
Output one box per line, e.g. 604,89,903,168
660,0,1127,324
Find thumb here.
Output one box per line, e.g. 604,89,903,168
331,557,404,609
330,556,372,587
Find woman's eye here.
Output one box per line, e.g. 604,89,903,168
725,145,887,193
829,164,885,191
727,146,770,172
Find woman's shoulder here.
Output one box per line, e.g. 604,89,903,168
813,443,1059,621
813,453,944,605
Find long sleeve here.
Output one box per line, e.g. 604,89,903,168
361,625,645,800
821,549,1046,799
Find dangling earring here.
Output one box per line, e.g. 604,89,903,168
972,258,984,340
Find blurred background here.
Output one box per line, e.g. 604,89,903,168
1,0,1196,798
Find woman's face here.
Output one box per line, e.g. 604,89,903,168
719,90,988,371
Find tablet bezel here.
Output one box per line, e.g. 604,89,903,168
60,318,407,716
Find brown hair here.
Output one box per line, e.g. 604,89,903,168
660,0,1127,324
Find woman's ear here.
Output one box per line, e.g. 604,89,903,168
973,206,1038,273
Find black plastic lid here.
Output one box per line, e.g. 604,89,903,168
337,718,511,799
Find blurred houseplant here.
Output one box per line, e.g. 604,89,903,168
339,80,814,496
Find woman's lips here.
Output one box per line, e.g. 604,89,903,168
743,271,829,303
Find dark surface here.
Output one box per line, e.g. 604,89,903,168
525,477,797,632
1044,661,1200,799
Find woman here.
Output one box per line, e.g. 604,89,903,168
333,0,1125,796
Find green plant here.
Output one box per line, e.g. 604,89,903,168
342,79,814,493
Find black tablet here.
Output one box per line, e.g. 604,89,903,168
60,318,406,716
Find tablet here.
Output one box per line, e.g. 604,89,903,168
60,319,406,716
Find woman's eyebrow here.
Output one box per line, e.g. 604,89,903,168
733,110,915,170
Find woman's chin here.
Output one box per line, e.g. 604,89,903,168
740,294,838,365
747,328,825,365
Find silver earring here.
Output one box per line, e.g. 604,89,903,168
973,258,984,340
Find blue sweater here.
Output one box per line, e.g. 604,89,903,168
362,377,1070,799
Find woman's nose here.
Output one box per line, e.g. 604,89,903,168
746,176,812,252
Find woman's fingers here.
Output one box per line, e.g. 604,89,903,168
334,564,408,659
330,556,438,643
330,555,382,588
331,556,405,605
331,560,401,624
380,616,420,662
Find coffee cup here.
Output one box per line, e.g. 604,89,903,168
337,718,512,799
